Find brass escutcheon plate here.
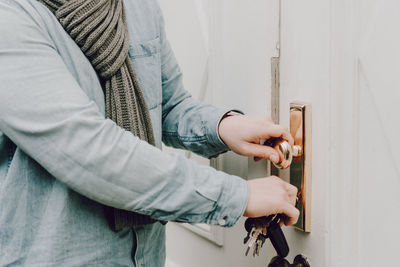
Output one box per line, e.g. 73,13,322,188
290,102,312,232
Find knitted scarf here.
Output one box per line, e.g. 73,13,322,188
39,0,158,231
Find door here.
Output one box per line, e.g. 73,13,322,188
160,0,400,266
280,0,400,266
159,0,280,266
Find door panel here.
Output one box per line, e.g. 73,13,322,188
160,0,280,266
160,0,400,266
358,68,400,266
279,0,330,266
281,0,400,266
357,1,400,265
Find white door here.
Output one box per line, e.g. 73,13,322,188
280,0,400,266
160,0,400,266
159,0,280,266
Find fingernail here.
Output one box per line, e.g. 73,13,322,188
270,154,278,163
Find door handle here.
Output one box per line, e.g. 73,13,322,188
271,140,302,170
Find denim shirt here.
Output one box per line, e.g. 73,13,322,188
0,0,249,266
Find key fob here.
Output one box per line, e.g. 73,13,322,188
244,215,272,233
268,219,290,258
244,218,255,233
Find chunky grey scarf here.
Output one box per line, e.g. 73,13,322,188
39,0,158,230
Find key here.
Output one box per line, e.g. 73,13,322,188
244,219,257,244
262,223,268,236
258,234,267,251
244,226,256,256
243,215,274,257
251,226,263,257
243,230,251,244
255,217,272,256
267,215,290,258
255,238,263,256
245,226,262,256
253,225,269,257
253,239,258,257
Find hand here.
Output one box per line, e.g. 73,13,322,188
218,114,294,163
244,176,299,226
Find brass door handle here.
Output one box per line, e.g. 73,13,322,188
272,141,302,169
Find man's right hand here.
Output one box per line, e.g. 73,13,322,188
243,176,300,226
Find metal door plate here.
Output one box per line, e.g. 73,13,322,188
290,102,312,232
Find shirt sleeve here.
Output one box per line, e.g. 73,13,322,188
157,6,238,159
0,2,248,226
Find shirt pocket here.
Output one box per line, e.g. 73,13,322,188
128,37,162,110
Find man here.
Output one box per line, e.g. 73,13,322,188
0,0,299,266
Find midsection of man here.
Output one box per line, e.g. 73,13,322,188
0,0,247,266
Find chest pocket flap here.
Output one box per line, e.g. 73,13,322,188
128,37,162,110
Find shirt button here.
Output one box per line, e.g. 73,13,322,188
218,218,227,226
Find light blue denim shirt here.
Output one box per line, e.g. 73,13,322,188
0,0,249,266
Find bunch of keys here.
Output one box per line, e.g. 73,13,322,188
243,214,290,258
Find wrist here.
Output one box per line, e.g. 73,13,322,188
221,111,242,120
218,110,243,145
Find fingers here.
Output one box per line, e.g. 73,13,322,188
244,176,300,224
258,117,293,145
254,156,262,162
268,125,294,146
242,143,280,163
276,178,298,224
281,203,300,226
285,183,298,206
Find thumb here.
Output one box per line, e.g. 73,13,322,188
281,204,300,226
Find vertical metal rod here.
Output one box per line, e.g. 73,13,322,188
270,57,280,177
271,57,280,125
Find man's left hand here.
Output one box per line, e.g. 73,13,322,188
218,114,294,163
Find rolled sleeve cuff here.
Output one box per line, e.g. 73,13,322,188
206,108,244,157
207,174,249,227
